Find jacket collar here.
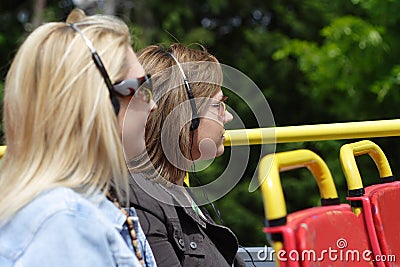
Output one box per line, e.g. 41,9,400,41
95,195,126,231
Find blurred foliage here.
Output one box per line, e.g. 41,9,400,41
1,0,400,247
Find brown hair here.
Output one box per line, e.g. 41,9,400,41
137,43,222,184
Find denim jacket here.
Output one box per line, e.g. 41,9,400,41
0,187,156,267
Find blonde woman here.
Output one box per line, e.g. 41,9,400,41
0,9,156,267
128,44,245,267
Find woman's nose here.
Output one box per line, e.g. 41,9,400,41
223,110,233,124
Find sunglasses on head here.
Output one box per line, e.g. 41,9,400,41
68,23,152,115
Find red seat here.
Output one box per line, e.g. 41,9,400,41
368,183,400,261
259,149,379,267
266,205,375,267
340,140,399,266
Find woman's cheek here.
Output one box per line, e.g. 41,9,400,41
197,138,218,160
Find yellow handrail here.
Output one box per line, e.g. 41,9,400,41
224,119,400,146
258,149,338,221
340,140,392,191
0,119,399,159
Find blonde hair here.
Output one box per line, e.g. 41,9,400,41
0,9,131,222
137,43,222,184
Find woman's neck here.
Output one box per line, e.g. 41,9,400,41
176,176,185,186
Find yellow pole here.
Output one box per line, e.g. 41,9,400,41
0,146,6,159
224,119,400,146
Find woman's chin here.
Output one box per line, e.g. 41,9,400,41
215,146,225,157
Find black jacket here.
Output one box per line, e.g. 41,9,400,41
129,175,246,267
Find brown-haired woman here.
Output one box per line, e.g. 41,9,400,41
127,43,245,267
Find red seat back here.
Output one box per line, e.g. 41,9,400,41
260,149,379,267
367,183,400,261
340,140,399,266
